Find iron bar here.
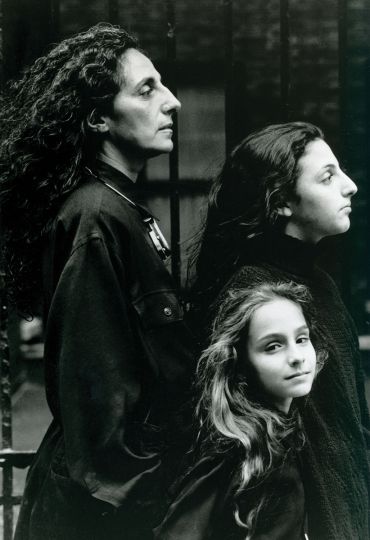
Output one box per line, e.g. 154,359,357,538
338,0,348,146
366,58,370,306
337,0,352,306
138,179,210,195
0,6,13,535
0,295,13,539
0,495,23,506
50,0,60,42
0,0,3,88
165,0,181,291
106,0,119,24
280,0,291,121
0,449,36,468
223,0,234,154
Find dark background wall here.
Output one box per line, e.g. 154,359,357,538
1,0,369,330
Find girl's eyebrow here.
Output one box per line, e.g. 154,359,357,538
318,163,338,173
256,332,284,344
256,325,309,343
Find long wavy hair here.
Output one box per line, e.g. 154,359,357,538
189,122,324,312
0,23,138,314
196,281,327,538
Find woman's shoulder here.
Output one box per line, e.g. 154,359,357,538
53,180,142,243
58,180,134,222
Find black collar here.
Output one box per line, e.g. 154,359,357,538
88,160,155,218
86,161,170,260
243,231,318,277
95,159,135,190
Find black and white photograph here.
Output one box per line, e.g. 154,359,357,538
0,1,370,539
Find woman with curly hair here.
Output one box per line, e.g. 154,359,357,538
155,281,326,539
0,23,196,540
186,122,369,539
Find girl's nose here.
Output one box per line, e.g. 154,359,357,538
288,346,305,367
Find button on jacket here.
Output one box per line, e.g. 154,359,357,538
14,161,197,540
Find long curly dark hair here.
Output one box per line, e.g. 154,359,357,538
188,122,324,313
0,23,138,314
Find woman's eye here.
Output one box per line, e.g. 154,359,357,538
297,335,310,345
140,85,153,96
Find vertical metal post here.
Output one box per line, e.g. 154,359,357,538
0,0,14,535
106,0,119,24
338,0,348,148
0,294,13,539
50,0,60,41
366,58,370,308
165,0,181,290
337,0,352,305
0,0,3,88
223,0,234,154
280,0,291,121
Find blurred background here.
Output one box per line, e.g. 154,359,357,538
1,0,370,537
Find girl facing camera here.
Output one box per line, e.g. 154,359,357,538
155,282,326,540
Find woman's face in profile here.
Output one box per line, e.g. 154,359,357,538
101,48,181,163
282,138,357,244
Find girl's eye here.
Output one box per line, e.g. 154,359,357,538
265,342,281,353
322,173,333,185
297,335,310,345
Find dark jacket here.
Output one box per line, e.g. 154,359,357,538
154,447,306,540
15,161,197,540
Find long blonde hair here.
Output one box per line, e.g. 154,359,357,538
196,282,327,538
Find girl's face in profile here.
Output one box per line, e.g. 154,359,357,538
283,139,357,243
245,298,317,413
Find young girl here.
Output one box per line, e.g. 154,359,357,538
155,281,326,540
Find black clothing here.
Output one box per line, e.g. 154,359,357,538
154,449,306,540
15,162,196,540
211,231,370,540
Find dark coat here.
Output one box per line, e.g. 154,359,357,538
154,448,306,540
15,161,197,540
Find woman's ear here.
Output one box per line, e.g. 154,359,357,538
277,205,292,218
86,109,109,133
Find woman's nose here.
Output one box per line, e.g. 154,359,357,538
162,86,181,114
341,172,358,197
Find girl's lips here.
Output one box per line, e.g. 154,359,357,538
285,371,310,380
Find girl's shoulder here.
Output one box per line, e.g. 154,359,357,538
225,263,279,290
